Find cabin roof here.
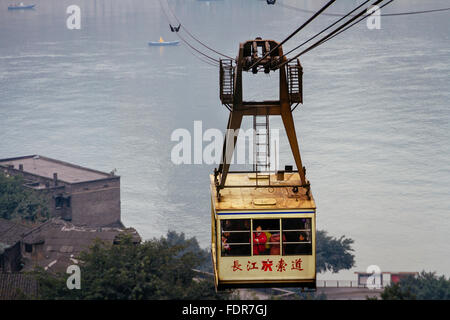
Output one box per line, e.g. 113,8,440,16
210,173,316,212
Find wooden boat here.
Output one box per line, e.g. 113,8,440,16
148,37,179,46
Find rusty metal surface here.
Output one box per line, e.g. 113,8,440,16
215,39,308,199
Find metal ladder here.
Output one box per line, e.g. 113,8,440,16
253,114,270,186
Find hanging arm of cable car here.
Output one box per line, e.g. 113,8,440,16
169,23,181,32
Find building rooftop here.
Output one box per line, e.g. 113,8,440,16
22,218,141,273
0,155,114,184
0,273,38,300
0,219,31,248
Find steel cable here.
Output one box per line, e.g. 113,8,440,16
165,0,235,60
277,1,450,17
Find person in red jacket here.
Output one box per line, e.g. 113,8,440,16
253,225,267,255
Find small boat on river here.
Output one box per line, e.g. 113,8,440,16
8,3,35,10
148,37,179,46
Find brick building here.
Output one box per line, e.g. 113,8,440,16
0,155,121,227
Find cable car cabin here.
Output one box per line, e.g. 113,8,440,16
212,38,313,290
210,172,316,290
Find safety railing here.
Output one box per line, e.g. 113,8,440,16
286,59,303,104
220,59,234,105
317,280,385,288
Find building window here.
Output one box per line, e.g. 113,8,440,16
25,243,32,253
55,196,64,209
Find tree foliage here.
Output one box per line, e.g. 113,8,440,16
316,230,355,273
0,173,49,222
31,226,356,299
381,271,450,300
33,232,229,300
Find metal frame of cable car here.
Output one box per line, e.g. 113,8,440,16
214,38,308,200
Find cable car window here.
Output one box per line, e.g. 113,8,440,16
252,219,280,255
221,219,251,256
282,218,312,255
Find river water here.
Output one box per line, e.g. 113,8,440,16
1,0,449,280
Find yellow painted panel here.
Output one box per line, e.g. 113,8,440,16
215,213,316,282
218,255,315,281
210,172,317,286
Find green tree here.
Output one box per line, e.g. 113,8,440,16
316,230,355,273
33,232,229,300
381,271,450,300
31,229,356,300
0,173,49,222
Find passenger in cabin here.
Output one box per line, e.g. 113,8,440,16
264,232,272,252
299,231,310,242
222,232,231,255
253,225,267,255
269,232,286,255
299,232,306,241
302,218,310,229
223,220,232,231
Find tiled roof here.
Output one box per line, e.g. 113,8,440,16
22,218,141,273
0,219,31,246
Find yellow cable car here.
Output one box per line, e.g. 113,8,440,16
211,38,315,290
210,173,316,290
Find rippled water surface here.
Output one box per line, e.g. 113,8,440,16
1,0,449,279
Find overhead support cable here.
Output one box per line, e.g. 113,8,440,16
380,7,450,16
177,32,220,65
158,0,220,66
277,1,450,17
283,0,371,58
313,0,395,50
165,0,235,60
247,0,337,71
276,0,394,70
180,37,220,67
